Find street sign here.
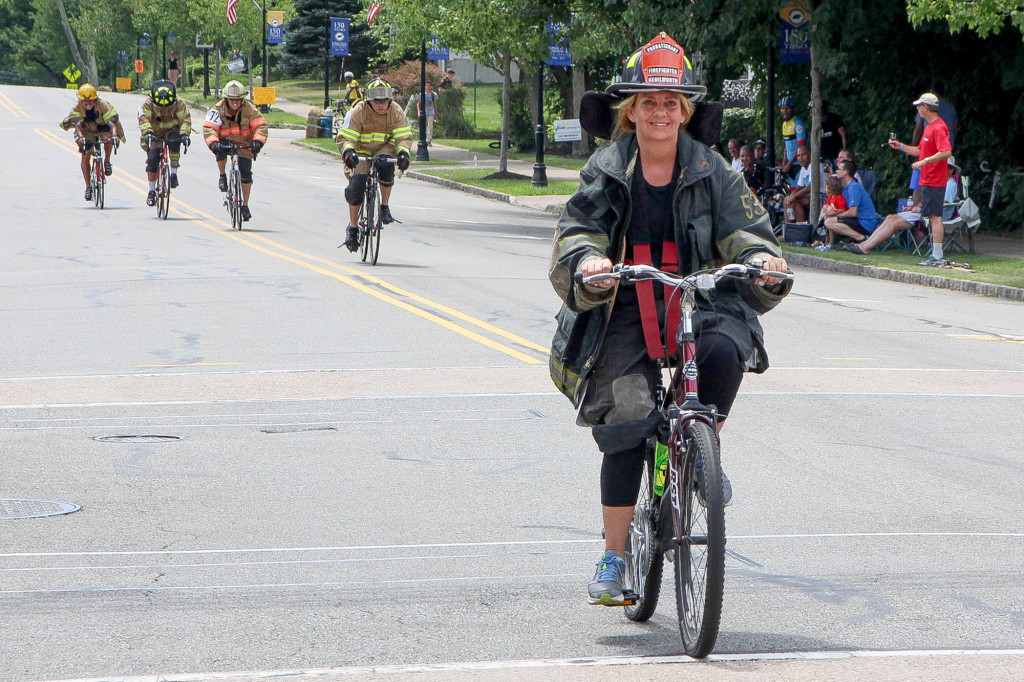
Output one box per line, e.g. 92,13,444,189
62,64,81,84
330,17,349,56
253,87,277,106
115,77,132,92
195,33,214,49
553,119,582,142
267,11,284,45
135,60,145,74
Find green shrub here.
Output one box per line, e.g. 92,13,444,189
719,107,762,148
438,87,472,138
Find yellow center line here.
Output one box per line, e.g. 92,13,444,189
35,129,546,365
0,90,28,118
950,335,1024,345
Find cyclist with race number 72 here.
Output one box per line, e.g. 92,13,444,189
138,80,192,206
336,77,412,252
548,33,791,607
202,80,268,222
60,84,126,201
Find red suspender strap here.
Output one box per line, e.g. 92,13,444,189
628,244,667,361
661,243,680,359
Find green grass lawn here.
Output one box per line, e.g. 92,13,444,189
434,138,589,171
784,243,1024,289
414,168,578,196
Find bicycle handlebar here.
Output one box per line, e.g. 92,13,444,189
574,261,794,291
147,135,190,154
218,143,253,154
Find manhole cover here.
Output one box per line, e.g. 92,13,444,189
94,435,183,443
1,499,81,520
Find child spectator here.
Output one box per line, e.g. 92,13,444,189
812,175,848,250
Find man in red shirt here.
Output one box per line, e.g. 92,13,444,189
888,93,953,266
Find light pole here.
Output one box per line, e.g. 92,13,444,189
416,40,429,162
531,62,547,187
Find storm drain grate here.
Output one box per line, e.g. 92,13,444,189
1,499,81,520
94,435,183,443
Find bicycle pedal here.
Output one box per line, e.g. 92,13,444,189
619,590,639,605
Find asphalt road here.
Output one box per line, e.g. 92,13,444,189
2,85,1023,682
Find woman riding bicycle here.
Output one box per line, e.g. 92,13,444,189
138,80,192,206
336,78,412,252
60,83,126,201
202,80,268,222
547,33,791,606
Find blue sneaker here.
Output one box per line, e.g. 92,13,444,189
588,550,626,605
695,455,733,507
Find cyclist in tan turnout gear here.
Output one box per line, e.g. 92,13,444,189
138,79,192,206
336,77,413,251
60,83,125,201
202,80,268,222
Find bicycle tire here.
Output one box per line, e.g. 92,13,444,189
157,160,170,219
623,448,665,622
673,420,725,658
231,169,243,230
360,177,376,263
93,160,104,209
369,183,382,265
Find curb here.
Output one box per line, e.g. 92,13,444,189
784,250,1024,301
406,171,565,216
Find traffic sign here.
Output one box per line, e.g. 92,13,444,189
63,64,82,83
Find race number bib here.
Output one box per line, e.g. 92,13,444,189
204,109,223,126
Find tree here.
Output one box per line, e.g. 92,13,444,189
906,1,1024,39
279,0,378,79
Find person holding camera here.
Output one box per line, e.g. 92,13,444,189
887,93,953,266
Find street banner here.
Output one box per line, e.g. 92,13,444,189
778,1,811,64
545,21,571,67
330,17,349,56
267,11,284,45
427,37,449,61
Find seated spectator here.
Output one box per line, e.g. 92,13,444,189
727,138,743,172
811,174,847,249
739,144,761,192
782,145,826,223
844,162,959,255
822,160,880,246
835,149,863,183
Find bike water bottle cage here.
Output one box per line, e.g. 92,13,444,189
624,242,681,361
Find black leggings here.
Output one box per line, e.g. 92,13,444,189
600,332,743,507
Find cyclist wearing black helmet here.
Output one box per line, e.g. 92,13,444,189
138,80,192,205
336,77,413,252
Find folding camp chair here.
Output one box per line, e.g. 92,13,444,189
941,176,982,254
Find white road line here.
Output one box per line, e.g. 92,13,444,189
3,532,1021,560
33,648,1024,682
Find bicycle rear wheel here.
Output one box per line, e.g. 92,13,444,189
672,420,725,658
157,161,170,219
623,446,665,622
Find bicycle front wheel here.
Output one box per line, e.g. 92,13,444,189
360,180,377,263
369,184,382,265
231,170,243,230
157,162,170,219
623,447,665,622
93,160,104,209
672,420,725,658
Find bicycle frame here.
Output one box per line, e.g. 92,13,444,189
219,143,251,230
148,136,183,220
353,154,398,265
83,138,116,209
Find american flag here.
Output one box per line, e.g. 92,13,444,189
367,0,383,26
226,0,239,24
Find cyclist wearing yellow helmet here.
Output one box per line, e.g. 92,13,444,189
202,80,268,222
60,83,126,201
336,77,412,251
343,71,363,107
138,80,192,205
